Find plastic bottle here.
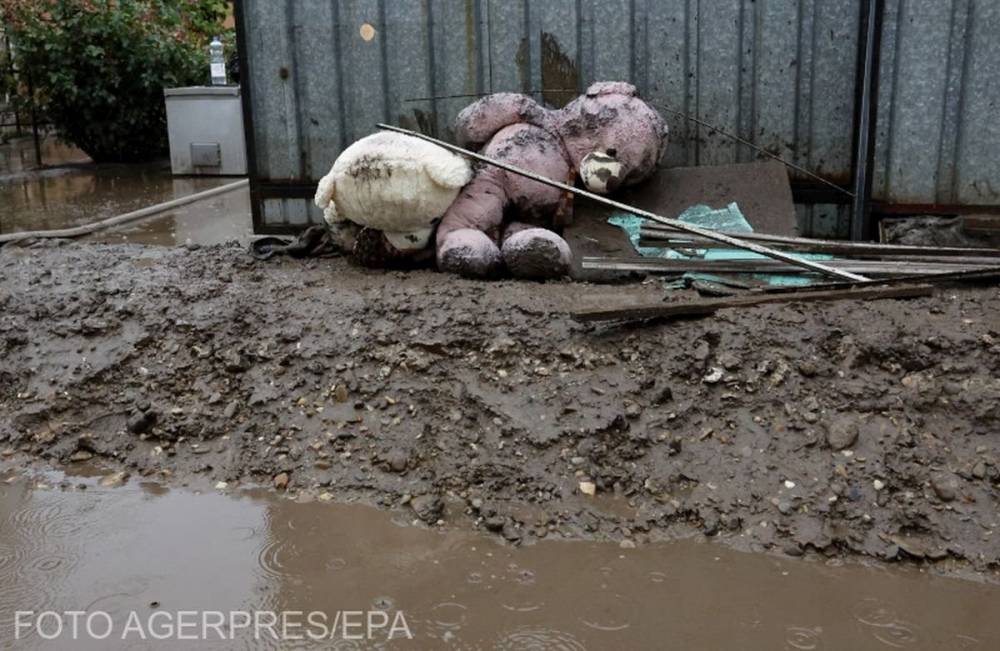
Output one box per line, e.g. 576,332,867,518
210,36,226,86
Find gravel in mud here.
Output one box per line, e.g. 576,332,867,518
1,241,998,578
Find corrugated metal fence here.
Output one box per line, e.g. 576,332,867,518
236,0,1000,236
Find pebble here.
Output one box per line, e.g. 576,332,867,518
797,361,818,377
215,481,229,490
578,481,597,497
825,418,859,451
99,471,128,488
410,493,443,524
930,473,958,502
873,479,886,491
972,461,987,480
717,351,741,370
127,409,157,435
273,472,290,491
385,448,409,473
623,400,642,419
703,367,724,384
69,450,93,462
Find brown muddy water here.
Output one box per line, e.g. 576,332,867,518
0,469,996,650
0,136,251,247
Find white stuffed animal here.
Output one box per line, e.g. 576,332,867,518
314,132,472,257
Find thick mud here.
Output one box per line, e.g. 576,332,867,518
1,470,997,649
1,242,999,582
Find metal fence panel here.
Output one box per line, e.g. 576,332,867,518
240,0,1000,234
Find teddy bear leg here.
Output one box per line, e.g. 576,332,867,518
436,175,506,278
501,223,572,280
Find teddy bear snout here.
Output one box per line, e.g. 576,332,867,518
580,151,625,194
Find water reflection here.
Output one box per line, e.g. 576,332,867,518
0,472,996,650
0,136,250,246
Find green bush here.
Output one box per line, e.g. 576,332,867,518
1,0,231,162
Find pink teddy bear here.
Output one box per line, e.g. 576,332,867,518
437,81,668,279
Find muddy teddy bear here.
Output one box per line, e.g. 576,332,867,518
313,131,472,266
437,81,668,279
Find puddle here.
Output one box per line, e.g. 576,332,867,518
0,135,251,247
0,472,996,649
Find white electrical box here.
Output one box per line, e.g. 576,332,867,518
164,86,247,176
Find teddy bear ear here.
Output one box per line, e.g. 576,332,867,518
314,168,337,211
454,93,545,148
585,81,639,98
426,152,473,189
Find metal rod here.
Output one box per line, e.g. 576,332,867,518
850,0,885,240
637,227,1000,257
580,256,990,277
233,0,264,234
376,123,869,282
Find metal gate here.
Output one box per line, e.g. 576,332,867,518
234,0,1000,237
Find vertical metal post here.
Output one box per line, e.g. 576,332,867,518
850,0,884,241
233,0,262,232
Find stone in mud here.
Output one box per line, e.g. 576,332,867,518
717,351,741,370
221,349,250,373
127,409,157,435
825,417,859,451
797,361,818,377
930,472,959,502
484,516,506,532
972,461,987,480
410,493,443,524
385,448,409,473
703,367,724,384
100,471,128,488
68,450,93,462
273,472,290,491
623,399,642,419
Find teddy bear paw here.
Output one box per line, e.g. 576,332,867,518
501,228,572,280
438,229,503,278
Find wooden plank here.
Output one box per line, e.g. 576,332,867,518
572,284,935,323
